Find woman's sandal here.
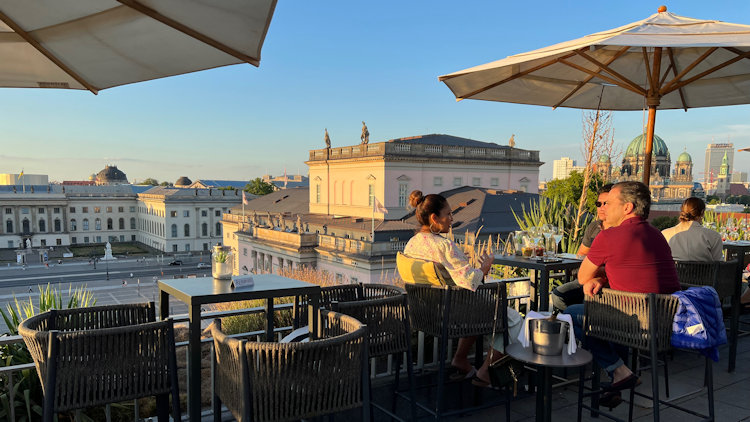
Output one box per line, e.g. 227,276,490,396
470,374,499,390
448,366,477,381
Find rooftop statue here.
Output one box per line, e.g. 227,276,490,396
509,134,515,148
361,121,369,144
324,128,331,148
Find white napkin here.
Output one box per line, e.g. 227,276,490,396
517,311,577,355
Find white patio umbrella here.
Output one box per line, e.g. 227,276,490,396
439,6,750,183
0,0,277,94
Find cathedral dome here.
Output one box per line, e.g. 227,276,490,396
95,165,128,185
175,176,192,187
624,134,669,158
677,151,692,163
598,154,610,163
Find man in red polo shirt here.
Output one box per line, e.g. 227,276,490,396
565,181,680,408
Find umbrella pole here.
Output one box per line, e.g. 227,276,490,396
642,45,663,186
642,105,657,185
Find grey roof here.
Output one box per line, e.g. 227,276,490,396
138,186,245,201
192,180,248,189
402,186,538,235
231,187,310,215
387,134,507,149
271,180,309,189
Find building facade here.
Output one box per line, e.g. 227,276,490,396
552,157,576,180
705,143,734,186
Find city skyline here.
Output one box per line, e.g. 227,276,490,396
2,1,750,183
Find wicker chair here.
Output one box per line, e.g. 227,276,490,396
18,302,180,422
210,309,370,422
675,259,739,372
577,289,714,422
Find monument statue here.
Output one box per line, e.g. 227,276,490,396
508,134,515,148
361,121,369,144
296,215,302,232
324,128,331,148
252,211,258,226
102,242,116,260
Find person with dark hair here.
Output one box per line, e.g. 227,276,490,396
403,190,522,387
563,181,681,408
551,183,614,310
662,197,723,261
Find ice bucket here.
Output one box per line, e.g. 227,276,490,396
529,319,567,356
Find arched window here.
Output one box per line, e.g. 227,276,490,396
70,219,77,231
83,219,89,230
23,219,30,233
184,224,190,237
107,218,113,230
216,222,222,236
5,220,12,233
202,222,208,236
171,224,177,238
38,219,46,232
54,219,61,232
95,218,101,230
130,217,136,229
118,218,125,230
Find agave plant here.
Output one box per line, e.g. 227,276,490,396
0,284,96,422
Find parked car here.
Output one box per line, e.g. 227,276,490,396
197,262,210,269
169,260,183,266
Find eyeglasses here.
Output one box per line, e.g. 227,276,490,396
595,201,607,207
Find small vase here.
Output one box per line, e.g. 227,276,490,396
212,246,234,280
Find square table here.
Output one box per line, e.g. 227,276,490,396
722,241,750,372
158,274,322,421
493,254,582,312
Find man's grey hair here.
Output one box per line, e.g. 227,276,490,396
614,181,651,219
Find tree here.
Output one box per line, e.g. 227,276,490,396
244,178,274,196
543,171,604,214
138,178,159,186
159,181,172,186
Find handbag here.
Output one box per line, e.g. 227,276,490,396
487,282,524,395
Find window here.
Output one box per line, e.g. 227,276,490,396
94,207,101,213
184,224,190,236
22,219,30,232
83,219,89,230
170,211,177,217
172,245,178,252
38,219,46,232
202,223,208,236
120,235,125,242
38,208,45,214
398,183,408,207
118,206,124,212
335,273,344,283
433,177,443,187
95,236,101,243
171,224,178,237
21,208,29,214
183,210,190,217
243,248,247,256
5,220,12,233
95,218,101,230
130,217,136,229
105,218,112,230
54,219,61,232
490,177,499,187
368,184,374,206
185,244,190,251
351,277,358,283
118,218,124,230
215,210,221,217
106,207,112,213
453,177,462,186
519,185,528,192
316,184,321,203
216,222,222,236
129,206,136,212
203,243,208,251
83,236,89,243
82,207,88,213
53,207,60,214
472,177,481,186
71,237,77,244
69,207,76,213
131,235,136,241
201,210,207,217
40,239,46,247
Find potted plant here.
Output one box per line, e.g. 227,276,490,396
212,245,234,280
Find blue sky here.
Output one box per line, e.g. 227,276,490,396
2,1,750,184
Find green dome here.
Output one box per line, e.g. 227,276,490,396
677,151,692,163
625,134,669,157
598,154,610,163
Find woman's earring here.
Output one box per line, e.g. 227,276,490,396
430,223,440,235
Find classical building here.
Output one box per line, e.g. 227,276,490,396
618,134,694,202
0,174,49,186
94,165,129,185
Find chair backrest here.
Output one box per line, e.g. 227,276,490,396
675,260,738,300
211,310,368,422
396,252,454,286
18,303,177,414
584,288,679,353
405,281,507,340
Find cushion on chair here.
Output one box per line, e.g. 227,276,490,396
396,252,454,286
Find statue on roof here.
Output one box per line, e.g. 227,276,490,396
361,121,369,145
324,128,331,149
296,215,302,232
508,134,515,148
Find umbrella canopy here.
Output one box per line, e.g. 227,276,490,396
0,0,277,94
439,6,750,183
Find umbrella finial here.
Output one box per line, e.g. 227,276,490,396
657,5,667,13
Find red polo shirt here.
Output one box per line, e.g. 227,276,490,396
587,217,680,294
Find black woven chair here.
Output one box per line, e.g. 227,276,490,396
18,302,180,422
577,288,714,422
675,259,739,372
210,309,370,422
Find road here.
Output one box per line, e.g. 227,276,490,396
0,256,209,333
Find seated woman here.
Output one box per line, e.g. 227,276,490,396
662,197,723,261
403,190,522,387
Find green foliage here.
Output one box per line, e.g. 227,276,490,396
725,195,750,205
159,181,171,186
650,216,678,231
706,195,720,205
0,284,96,422
543,171,604,215
512,196,593,254
138,178,159,186
244,178,275,196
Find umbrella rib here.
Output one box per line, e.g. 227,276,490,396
452,51,579,99
558,59,646,97
575,50,646,96
665,48,688,111
663,49,750,96
0,10,99,94
642,48,655,96
117,0,261,67
660,47,717,95
553,46,630,109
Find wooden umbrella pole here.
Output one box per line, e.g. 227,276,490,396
642,47,663,185
642,105,658,185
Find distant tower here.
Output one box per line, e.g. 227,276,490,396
715,152,731,195
593,154,612,181
672,149,693,183
704,143,733,185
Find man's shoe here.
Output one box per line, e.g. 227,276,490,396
598,391,622,410
604,374,639,392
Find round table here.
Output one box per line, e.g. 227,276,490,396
506,343,592,422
